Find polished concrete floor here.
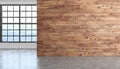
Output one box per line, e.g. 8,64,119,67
0,50,120,69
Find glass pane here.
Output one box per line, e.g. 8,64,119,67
21,12,25,17
8,18,13,23
32,30,37,35
14,18,19,23
32,12,37,17
2,12,7,17
8,6,13,11
2,18,7,23
2,37,7,41
2,6,7,11
14,6,19,11
2,24,7,29
14,37,19,41
32,6,37,11
14,24,19,29
8,12,13,17
21,18,25,23
8,36,13,41
32,18,37,23
14,30,19,35
14,12,19,17
21,6,25,11
26,6,31,11
26,12,31,17
20,30,25,35
20,37,25,41
26,24,31,29
26,30,31,35
26,18,31,23
20,24,25,29
32,37,36,41
8,25,13,29
32,24,37,29
26,36,31,41
8,30,13,35
2,30,7,35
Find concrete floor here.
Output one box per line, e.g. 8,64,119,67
38,57,120,69
0,50,120,69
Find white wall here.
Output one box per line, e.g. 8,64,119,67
0,0,36,4
0,43,36,49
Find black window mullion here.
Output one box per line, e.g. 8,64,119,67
7,6,8,42
19,5,20,42
13,5,14,42
31,5,32,42
0,5,2,42
25,5,27,42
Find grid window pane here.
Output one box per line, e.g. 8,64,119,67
8,12,13,17
14,30,19,35
8,36,13,41
26,24,31,29
32,37,36,41
14,12,19,17
26,12,31,17
8,18,13,23
20,37,25,41
14,24,19,29
32,6,37,11
32,30,37,35
32,18,37,23
8,25,13,29
8,30,13,35
26,36,31,41
2,12,7,17
32,12,37,17
32,24,37,29
2,30,7,35
20,30,25,35
21,6,25,11
8,6,13,11
21,18,25,23
26,18,31,23
26,6,31,11
14,37,19,41
2,37,7,41
14,18,19,23
2,24,7,29
26,30,31,35
20,24,25,29
2,18,7,23
14,6,19,11
2,6,7,11
21,12,25,17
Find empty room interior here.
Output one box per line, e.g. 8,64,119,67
1,0,120,69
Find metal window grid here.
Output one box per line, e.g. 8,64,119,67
1,4,37,43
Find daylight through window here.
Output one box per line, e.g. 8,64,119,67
2,5,37,42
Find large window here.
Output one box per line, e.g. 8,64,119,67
2,5,37,43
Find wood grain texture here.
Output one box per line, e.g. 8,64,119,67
37,0,120,56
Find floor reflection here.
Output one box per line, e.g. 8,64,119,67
0,50,37,69
1,50,120,69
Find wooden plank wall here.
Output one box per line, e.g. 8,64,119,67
37,0,120,56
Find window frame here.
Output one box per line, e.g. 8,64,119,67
1,4,37,43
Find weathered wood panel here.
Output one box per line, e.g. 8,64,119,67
37,0,120,56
